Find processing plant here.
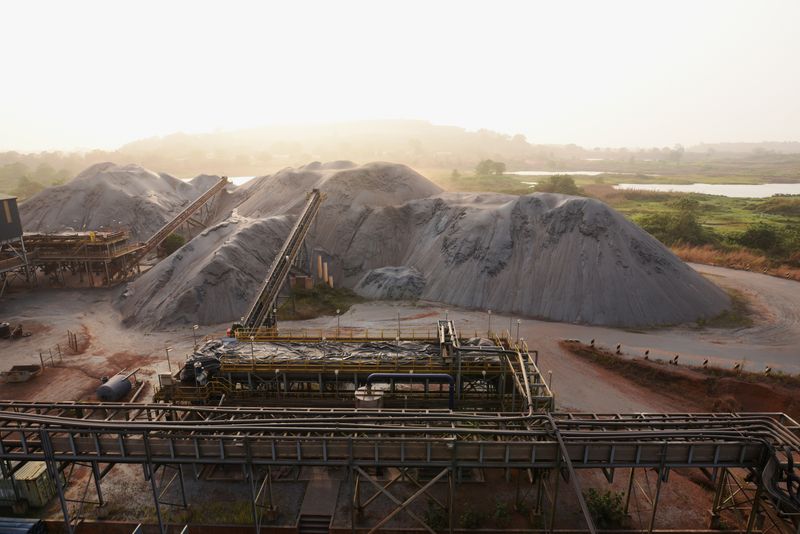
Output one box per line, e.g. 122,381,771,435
0,188,798,534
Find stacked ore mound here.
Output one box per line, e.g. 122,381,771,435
20,163,231,240
25,160,732,327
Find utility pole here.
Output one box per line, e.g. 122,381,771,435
250,335,255,367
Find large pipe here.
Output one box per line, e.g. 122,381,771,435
366,373,455,410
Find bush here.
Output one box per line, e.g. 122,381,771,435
621,189,678,202
161,233,186,256
636,211,718,247
584,488,626,528
424,500,447,531
758,196,800,217
735,223,781,253
493,499,511,528
475,159,506,176
634,196,719,246
460,509,484,529
533,175,582,195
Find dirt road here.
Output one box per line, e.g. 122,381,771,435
284,264,800,412
0,264,796,413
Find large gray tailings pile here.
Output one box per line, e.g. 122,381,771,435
308,190,731,327
102,160,730,328
20,163,226,240
118,215,292,328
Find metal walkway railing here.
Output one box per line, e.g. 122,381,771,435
132,176,228,263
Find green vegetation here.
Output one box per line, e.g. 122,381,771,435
437,169,530,195
607,191,800,266
759,196,800,216
583,489,627,528
634,197,718,246
695,289,753,329
493,499,512,528
436,159,800,273
532,174,583,195
424,500,447,531
160,233,186,256
475,159,506,175
459,509,485,529
277,284,365,321
0,161,72,200
161,499,254,524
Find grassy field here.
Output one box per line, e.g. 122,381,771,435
431,172,533,194
277,284,365,321
440,173,800,237
587,185,800,235
437,170,800,196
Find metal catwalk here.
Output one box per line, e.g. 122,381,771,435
0,402,798,533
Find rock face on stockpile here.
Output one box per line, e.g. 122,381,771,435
309,189,731,326
34,160,729,327
118,214,293,328
354,266,426,300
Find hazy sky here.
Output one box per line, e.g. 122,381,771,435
2,0,799,152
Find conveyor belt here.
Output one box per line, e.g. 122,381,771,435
0,403,795,474
132,176,228,262
243,189,323,329
1,403,797,532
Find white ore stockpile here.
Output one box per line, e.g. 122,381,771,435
19,163,226,240
115,160,731,328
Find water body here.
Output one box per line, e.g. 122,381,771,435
229,176,255,186
615,183,800,198
508,170,612,176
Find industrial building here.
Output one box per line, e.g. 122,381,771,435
0,177,228,292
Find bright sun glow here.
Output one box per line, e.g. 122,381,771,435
1,0,799,151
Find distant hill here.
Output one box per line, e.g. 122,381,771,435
116,120,540,176
689,142,800,154
3,120,800,198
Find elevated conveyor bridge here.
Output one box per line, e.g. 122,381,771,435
0,402,797,533
131,175,229,264
241,189,324,331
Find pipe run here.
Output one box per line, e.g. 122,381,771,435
366,373,455,410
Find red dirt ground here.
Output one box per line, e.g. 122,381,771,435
560,341,800,419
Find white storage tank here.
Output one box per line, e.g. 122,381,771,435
354,386,384,408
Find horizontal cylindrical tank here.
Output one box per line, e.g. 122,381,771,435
96,374,132,401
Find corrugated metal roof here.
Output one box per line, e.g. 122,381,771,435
14,462,47,481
